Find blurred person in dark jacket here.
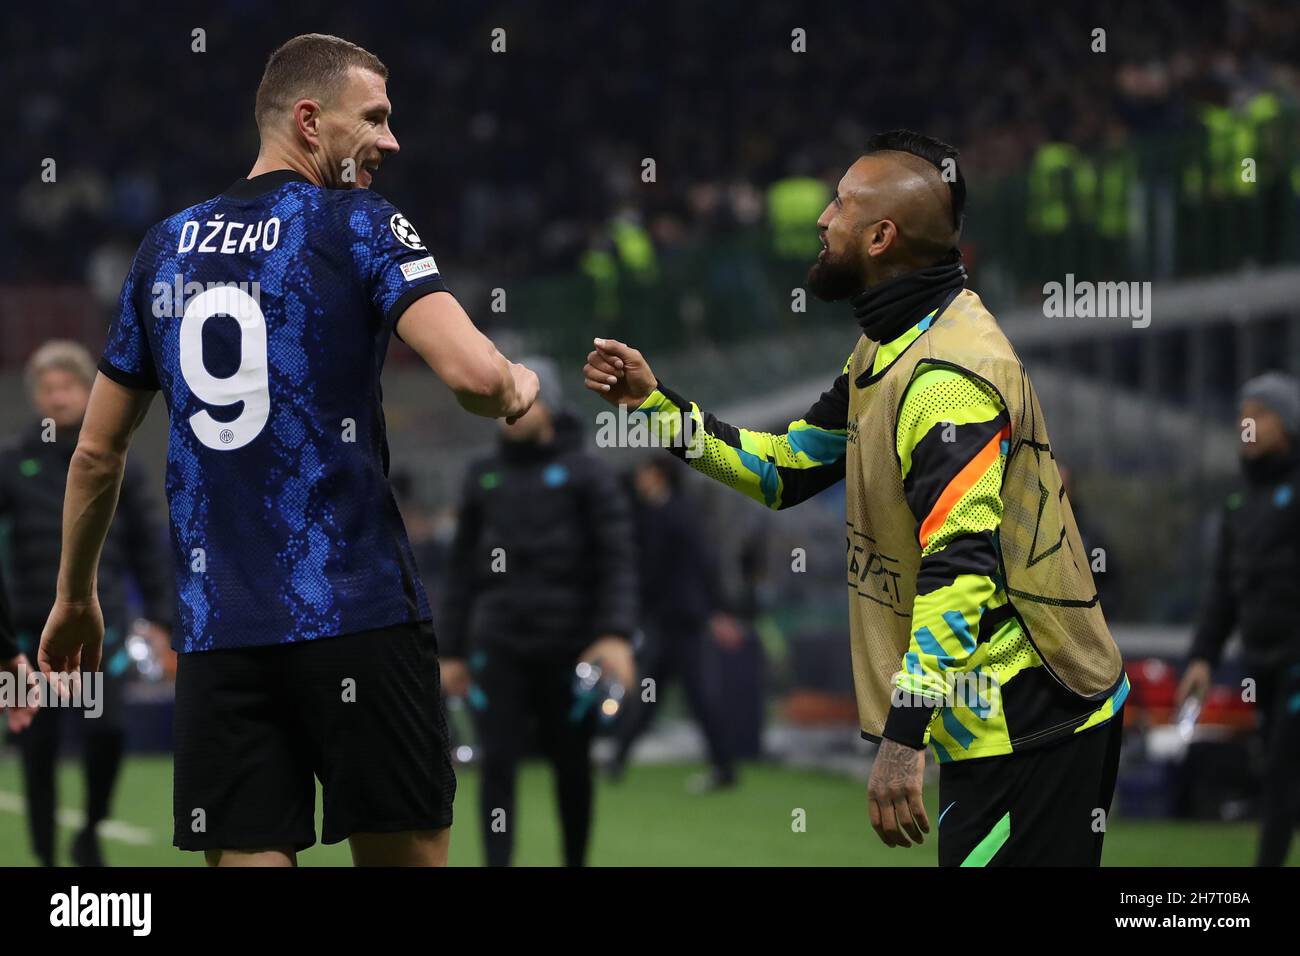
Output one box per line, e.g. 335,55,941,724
1178,371,1300,867
608,458,740,792
0,567,39,733
0,341,173,866
438,357,636,866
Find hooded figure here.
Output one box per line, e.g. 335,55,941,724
438,355,637,867
1182,370,1300,867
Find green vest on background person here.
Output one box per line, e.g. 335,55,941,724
1027,142,1088,235
1079,149,1134,240
610,215,657,283
767,176,831,259
580,246,619,321
1184,93,1283,201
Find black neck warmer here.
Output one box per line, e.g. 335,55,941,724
851,260,967,343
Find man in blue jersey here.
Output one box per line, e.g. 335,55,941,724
38,34,538,867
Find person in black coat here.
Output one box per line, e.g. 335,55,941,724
608,457,740,791
1178,371,1300,866
0,567,39,733
0,341,173,867
438,357,636,866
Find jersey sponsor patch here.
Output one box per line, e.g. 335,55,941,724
389,213,425,250
399,256,439,281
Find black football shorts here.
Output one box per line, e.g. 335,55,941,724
173,620,455,852
936,707,1124,867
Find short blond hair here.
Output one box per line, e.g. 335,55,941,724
25,340,96,394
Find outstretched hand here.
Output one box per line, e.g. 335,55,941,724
583,338,657,408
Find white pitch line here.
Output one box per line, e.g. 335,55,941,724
0,789,156,846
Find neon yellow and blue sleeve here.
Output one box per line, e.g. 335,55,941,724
884,365,1011,748
634,358,850,510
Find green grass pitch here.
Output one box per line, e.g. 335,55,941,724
0,755,1293,866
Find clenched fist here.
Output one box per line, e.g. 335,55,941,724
583,338,657,408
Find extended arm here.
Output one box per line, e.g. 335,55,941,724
585,338,848,509
40,375,154,676
397,291,538,421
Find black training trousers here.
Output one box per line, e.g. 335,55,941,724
1255,663,1300,867
468,643,597,866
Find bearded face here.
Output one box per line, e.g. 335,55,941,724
807,221,868,302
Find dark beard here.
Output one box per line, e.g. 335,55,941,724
807,251,864,302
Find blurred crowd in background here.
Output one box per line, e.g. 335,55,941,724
3,0,1299,306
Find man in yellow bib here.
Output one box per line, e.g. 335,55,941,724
583,130,1128,866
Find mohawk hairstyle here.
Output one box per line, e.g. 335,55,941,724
863,129,966,237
